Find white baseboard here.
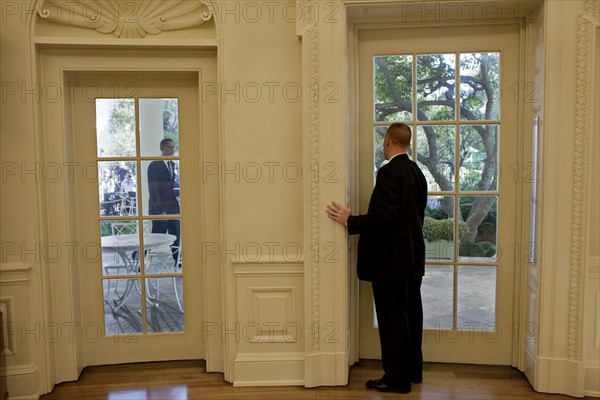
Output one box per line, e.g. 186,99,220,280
536,356,585,398
3,363,39,400
522,343,537,386
584,362,600,397
304,351,349,387
233,352,304,386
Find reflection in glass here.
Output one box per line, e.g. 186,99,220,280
416,125,456,191
103,278,143,335
146,277,184,333
140,98,179,157
424,196,457,260
422,265,453,328
96,99,136,158
98,161,137,216
459,196,498,261
459,125,499,191
417,54,456,121
457,265,496,327
374,55,413,122
459,53,500,120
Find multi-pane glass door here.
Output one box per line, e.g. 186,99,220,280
71,71,207,365
358,24,519,363
96,97,184,335
373,52,500,330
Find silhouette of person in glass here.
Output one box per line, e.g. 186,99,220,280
147,138,181,266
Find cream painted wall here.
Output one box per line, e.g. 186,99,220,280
1,1,46,398
0,0,38,266
2,0,307,395
216,2,304,257
212,1,306,385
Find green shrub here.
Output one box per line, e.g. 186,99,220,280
425,207,448,220
459,241,497,258
423,217,470,241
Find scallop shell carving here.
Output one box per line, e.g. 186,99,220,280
37,0,213,39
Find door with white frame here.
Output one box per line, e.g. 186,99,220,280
71,72,205,365
358,24,521,364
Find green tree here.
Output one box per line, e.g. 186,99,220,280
374,53,499,241
162,98,179,149
98,99,136,157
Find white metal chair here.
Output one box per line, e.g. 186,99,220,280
103,221,138,297
145,245,183,313
120,194,137,216
111,221,137,235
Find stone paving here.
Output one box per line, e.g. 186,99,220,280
422,263,496,329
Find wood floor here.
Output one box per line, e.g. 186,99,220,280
39,359,594,400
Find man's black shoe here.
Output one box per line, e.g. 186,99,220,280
366,378,411,394
411,375,423,383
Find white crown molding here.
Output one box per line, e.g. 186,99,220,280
36,0,214,39
569,0,599,361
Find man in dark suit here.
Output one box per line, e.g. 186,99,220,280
148,138,180,263
326,123,427,394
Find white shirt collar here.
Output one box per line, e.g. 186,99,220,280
380,152,408,168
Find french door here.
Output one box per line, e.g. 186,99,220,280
71,72,205,365
358,24,520,364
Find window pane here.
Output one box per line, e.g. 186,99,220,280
459,53,500,120
417,54,456,121
457,265,496,327
98,161,137,216
459,125,499,191
100,220,140,277
424,196,456,261
96,99,136,158
416,125,456,191
423,265,453,329
459,196,498,261
374,126,387,177
142,160,180,217
96,97,186,337
144,223,181,273
374,56,413,122
146,277,184,333
103,278,143,335
140,98,179,157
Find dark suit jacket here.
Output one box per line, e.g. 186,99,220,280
347,154,428,282
147,160,180,215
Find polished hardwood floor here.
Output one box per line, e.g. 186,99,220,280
39,359,593,400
